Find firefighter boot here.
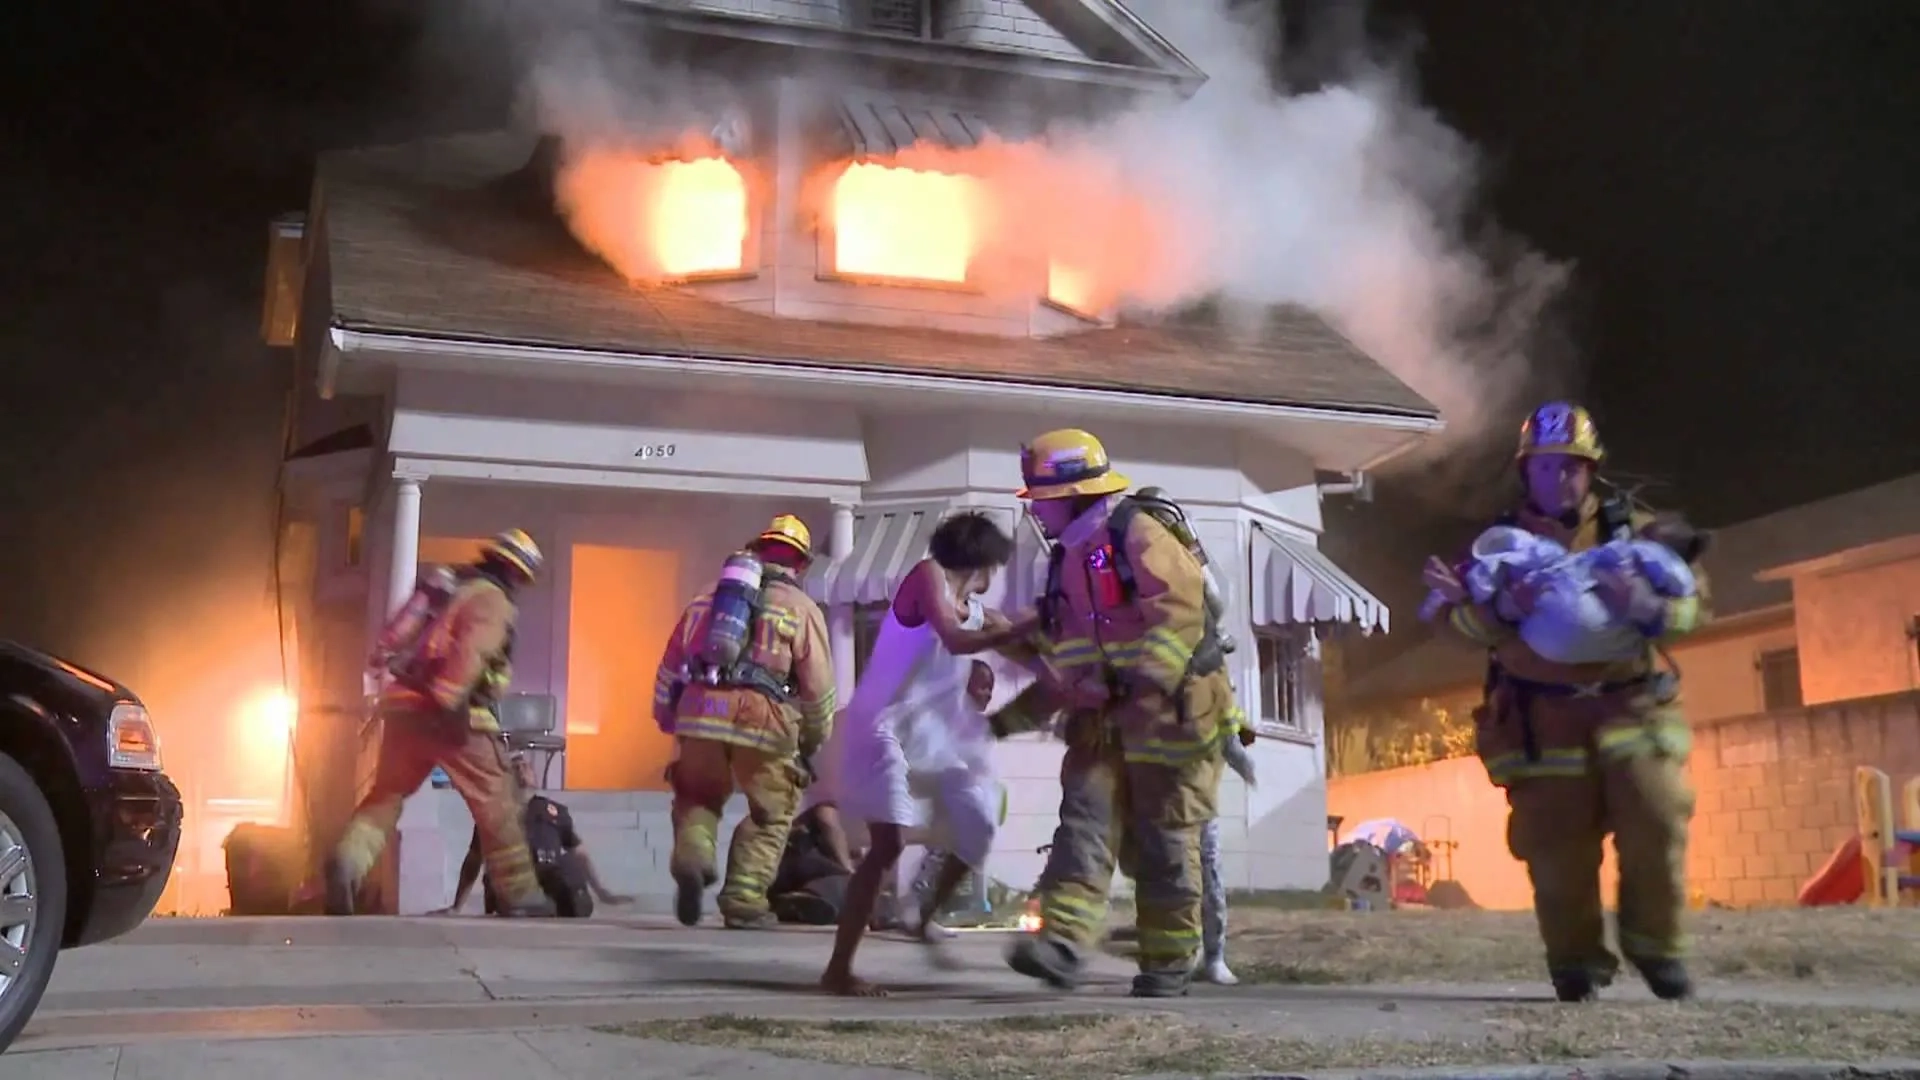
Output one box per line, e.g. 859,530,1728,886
1131,965,1193,998
322,856,356,917
1548,965,1616,1003
1006,935,1084,990
673,865,719,928
1631,957,1694,1001
722,910,778,930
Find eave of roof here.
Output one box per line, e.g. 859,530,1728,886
314,131,1438,419
618,0,1205,94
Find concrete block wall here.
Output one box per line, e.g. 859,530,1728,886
1686,690,1920,906
1328,689,1920,911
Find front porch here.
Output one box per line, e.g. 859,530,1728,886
280,356,1404,913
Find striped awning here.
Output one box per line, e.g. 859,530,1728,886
1250,522,1389,634
804,503,948,607
828,91,1019,160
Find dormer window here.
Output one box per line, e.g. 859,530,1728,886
558,150,757,282
823,161,982,286
645,158,750,278
1045,260,1102,320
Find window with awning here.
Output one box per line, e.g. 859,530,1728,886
1249,521,1390,635
817,92,1008,287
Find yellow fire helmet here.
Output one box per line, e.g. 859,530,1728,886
481,528,544,580
1516,401,1605,463
756,514,813,560
1018,428,1131,501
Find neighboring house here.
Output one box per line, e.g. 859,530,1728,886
263,0,1434,912
1331,470,1920,769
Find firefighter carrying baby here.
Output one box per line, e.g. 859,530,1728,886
325,528,553,917
1423,402,1709,1002
653,514,836,930
991,428,1235,998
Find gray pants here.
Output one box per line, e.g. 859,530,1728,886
1201,817,1227,963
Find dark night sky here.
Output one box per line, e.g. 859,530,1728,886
2,1,1917,675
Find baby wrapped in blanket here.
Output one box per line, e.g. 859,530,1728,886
1427,517,1707,665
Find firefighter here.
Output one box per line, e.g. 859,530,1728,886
653,514,836,929
993,428,1233,998
1423,402,1707,1003
325,528,552,918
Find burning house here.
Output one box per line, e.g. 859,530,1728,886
264,0,1439,913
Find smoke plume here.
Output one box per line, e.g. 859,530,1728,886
494,0,1576,490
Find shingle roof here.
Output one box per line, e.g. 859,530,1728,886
317,131,1436,416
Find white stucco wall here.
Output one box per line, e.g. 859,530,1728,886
342,372,1367,908
862,413,1336,892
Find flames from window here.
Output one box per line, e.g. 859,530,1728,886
1045,260,1100,318
555,131,1187,315
554,145,750,282
808,138,1180,312
829,162,981,284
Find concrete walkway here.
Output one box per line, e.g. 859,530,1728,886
14,915,1920,1077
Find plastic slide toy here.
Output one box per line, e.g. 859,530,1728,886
1798,834,1865,906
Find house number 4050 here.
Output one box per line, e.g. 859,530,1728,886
634,443,677,460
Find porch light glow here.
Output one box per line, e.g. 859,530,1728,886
645,158,749,278
831,162,978,284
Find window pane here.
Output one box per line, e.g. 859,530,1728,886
1758,648,1802,711
1257,635,1279,724
831,163,979,283
853,604,887,682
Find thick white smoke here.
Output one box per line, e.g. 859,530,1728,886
1073,0,1575,475
462,0,1575,483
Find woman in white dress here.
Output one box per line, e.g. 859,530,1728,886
818,511,1027,997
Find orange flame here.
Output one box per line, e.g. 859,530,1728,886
1045,261,1100,318
555,148,751,282
829,162,982,284
651,158,749,277
556,131,1186,314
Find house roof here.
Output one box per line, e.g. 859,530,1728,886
1335,634,1484,707
316,131,1437,418
1755,532,1920,584
623,0,1207,92
1704,469,1920,616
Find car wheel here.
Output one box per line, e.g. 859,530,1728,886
0,752,66,1054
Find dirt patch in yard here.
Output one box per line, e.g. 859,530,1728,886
614,1002,1920,1080
1215,905,1920,986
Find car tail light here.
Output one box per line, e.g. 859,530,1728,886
109,703,163,771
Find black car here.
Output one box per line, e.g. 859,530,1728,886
0,641,183,1051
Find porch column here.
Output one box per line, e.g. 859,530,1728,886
387,475,423,616
828,501,857,703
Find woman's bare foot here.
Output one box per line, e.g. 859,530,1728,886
820,969,890,997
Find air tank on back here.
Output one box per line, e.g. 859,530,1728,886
699,549,765,683
384,564,461,677
1135,486,1235,654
